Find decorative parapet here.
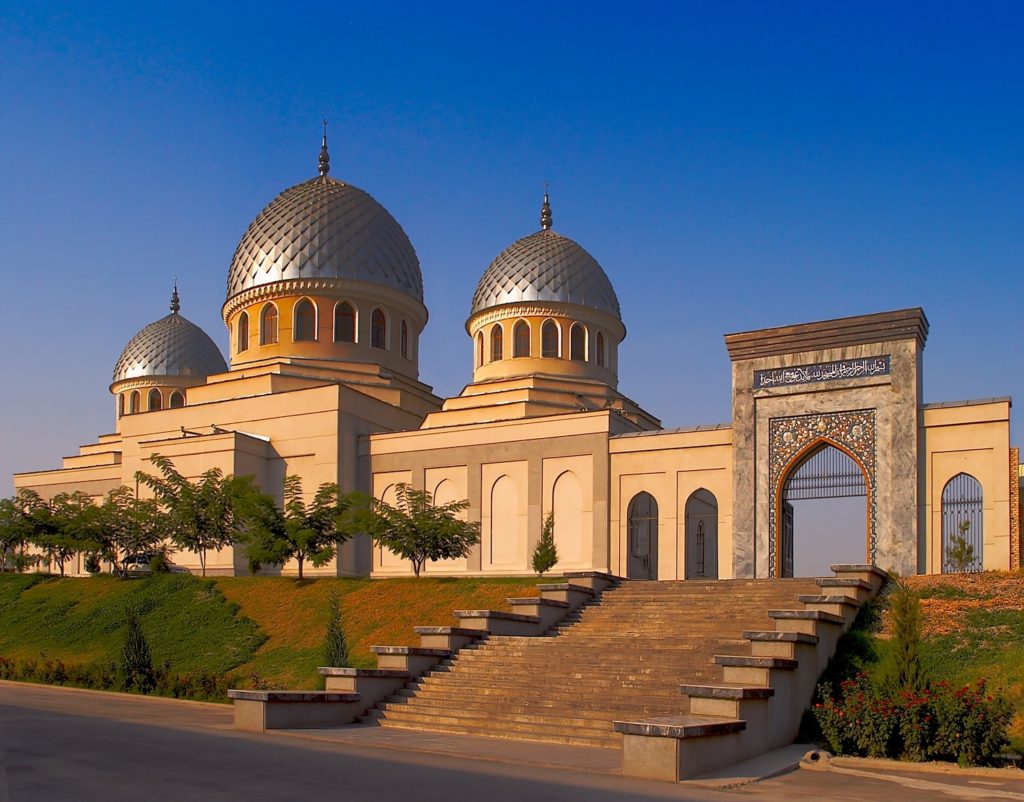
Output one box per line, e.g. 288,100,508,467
1011,447,1021,569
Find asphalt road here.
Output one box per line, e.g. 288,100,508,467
2,682,1023,802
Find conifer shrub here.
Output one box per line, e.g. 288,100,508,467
119,607,155,693
532,513,559,576
322,591,350,670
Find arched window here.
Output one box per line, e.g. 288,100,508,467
118,394,125,418
541,319,559,358
169,391,185,409
371,308,387,349
684,489,719,579
237,311,249,353
401,321,409,359
627,491,658,580
334,302,356,343
570,323,586,361
941,473,984,573
260,303,278,345
293,298,316,341
491,324,503,361
596,332,605,367
476,331,484,367
148,389,162,412
129,391,140,414
513,321,530,358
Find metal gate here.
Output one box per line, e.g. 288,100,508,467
627,492,658,580
780,444,868,577
941,473,983,573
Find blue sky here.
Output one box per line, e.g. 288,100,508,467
2,2,1022,495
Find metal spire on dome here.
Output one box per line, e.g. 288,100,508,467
170,282,180,314
318,119,330,176
540,182,552,230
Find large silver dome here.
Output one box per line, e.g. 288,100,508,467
112,293,227,384
470,228,620,318
226,175,423,303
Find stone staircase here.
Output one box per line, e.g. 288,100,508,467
359,577,825,748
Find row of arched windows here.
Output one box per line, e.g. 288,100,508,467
475,320,606,368
119,388,185,416
237,299,410,359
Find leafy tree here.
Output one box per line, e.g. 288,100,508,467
0,490,51,573
322,591,350,669
135,454,250,576
98,486,167,577
878,578,929,696
532,512,559,576
364,483,480,577
945,519,977,573
38,491,102,577
236,476,364,579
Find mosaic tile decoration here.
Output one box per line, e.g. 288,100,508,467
767,409,877,576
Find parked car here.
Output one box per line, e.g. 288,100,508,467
122,553,190,575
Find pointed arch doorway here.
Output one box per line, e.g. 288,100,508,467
777,442,870,577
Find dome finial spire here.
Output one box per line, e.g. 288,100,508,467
540,181,552,230
170,280,180,314
318,119,330,176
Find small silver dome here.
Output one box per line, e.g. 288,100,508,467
112,296,227,384
471,228,620,318
226,175,423,303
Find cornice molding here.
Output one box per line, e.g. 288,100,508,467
222,278,428,328
466,302,626,340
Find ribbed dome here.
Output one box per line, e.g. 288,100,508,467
471,228,620,318
112,302,227,384
226,175,423,303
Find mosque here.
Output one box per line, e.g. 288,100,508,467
14,134,1022,579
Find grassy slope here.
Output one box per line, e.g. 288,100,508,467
0,573,542,692
215,576,541,688
0,573,264,676
824,572,1024,753
907,573,1024,751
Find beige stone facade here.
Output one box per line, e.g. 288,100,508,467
11,154,1019,579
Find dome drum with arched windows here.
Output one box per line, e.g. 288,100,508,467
466,193,625,387
110,288,227,419
222,129,427,379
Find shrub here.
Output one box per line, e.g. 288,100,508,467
322,592,350,669
815,674,1012,765
119,608,155,693
531,513,558,576
877,579,929,696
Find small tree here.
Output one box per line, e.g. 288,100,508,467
532,512,559,576
322,591,350,669
878,578,929,696
0,491,44,572
136,454,249,577
120,606,155,693
39,491,101,577
945,519,977,573
236,476,364,579
364,483,480,578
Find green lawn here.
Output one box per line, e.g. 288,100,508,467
820,572,1024,754
0,572,542,693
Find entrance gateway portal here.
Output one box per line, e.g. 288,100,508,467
779,443,868,577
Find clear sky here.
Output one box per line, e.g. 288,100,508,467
1,2,1022,496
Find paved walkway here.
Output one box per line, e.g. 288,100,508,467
2,681,1023,802
273,722,624,774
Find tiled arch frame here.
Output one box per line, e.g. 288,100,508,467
768,409,877,576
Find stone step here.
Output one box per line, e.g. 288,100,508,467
375,717,621,750
677,683,774,700
376,708,624,742
376,700,683,729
